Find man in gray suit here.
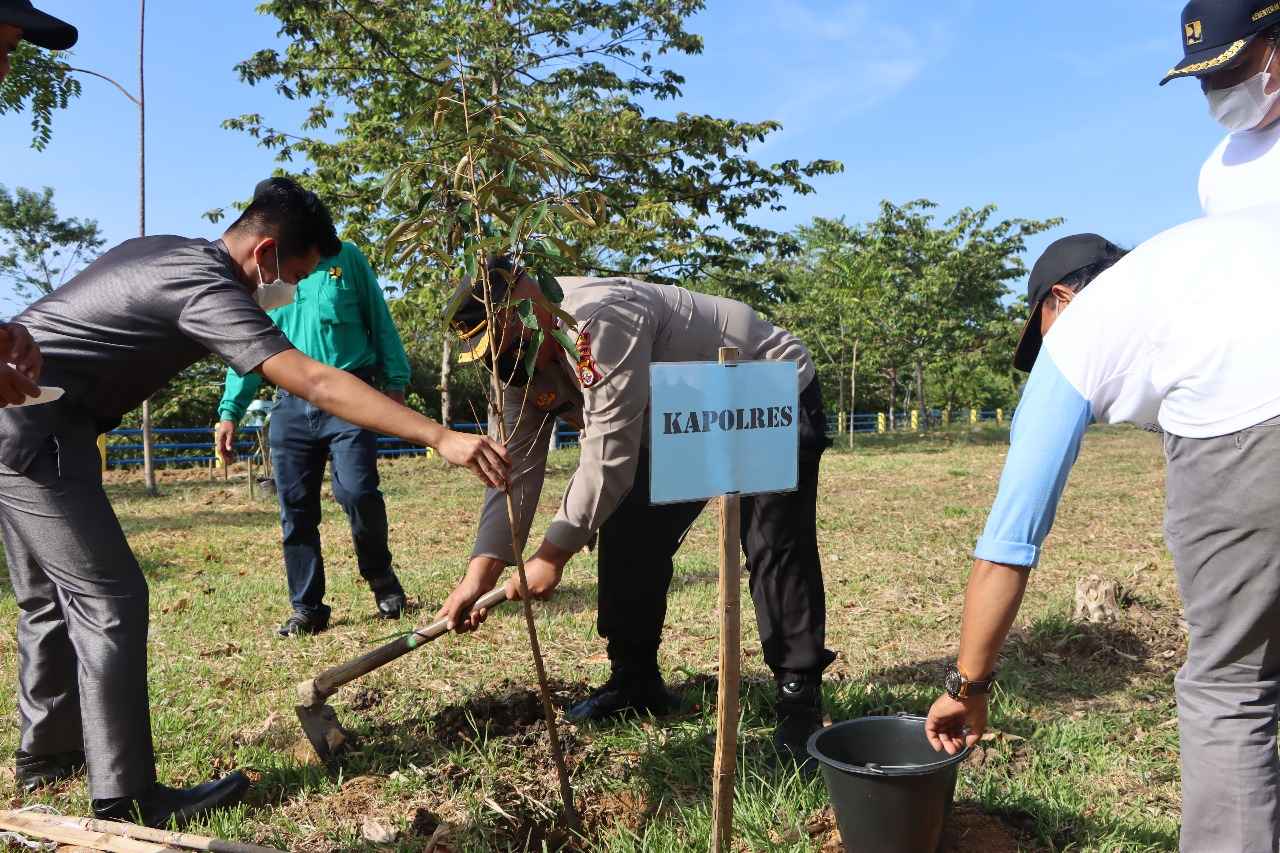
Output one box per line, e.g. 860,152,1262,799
0,179,509,825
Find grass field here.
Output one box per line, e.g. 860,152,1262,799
0,424,1185,852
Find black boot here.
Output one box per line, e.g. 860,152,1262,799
14,749,85,793
92,771,250,829
369,571,406,619
774,676,824,775
566,670,682,722
277,608,330,637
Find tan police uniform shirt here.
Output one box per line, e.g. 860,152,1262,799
471,276,816,563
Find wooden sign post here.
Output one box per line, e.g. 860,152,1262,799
710,346,741,853
647,349,800,853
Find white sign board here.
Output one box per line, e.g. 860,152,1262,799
649,361,799,504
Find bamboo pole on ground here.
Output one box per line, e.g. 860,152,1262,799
0,811,286,853
710,346,742,853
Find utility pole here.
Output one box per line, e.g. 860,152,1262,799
137,0,156,494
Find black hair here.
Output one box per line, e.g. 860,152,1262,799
227,177,341,260
1060,245,1129,294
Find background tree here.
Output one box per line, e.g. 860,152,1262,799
0,185,104,303
0,42,80,150
218,0,841,415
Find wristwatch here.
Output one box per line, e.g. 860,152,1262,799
944,665,996,700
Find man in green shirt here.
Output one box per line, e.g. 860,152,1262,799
216,182,413,636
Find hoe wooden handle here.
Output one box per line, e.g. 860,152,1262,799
311,587,509,698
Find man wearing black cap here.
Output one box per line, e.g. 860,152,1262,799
923,211,1280,851
1161,0,1280,214
0,1,75,411
216,179,414,637
0,178,508,822
434,261,835,770
0,0,76,81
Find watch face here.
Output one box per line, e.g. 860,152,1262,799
945,667,963,697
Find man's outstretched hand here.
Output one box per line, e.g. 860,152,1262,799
925,692,987,755
436,429,510,490
0,323,41,407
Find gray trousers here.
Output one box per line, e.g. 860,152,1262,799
0,421,155,799
1165,417,1280,853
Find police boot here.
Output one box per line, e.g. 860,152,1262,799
774,675,823,775
566,668,682,723
369,571,407,619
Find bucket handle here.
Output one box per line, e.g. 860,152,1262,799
856,713,960,775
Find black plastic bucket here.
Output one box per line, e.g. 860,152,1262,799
807,713,971,853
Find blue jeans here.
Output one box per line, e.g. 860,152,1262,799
270,390,393,617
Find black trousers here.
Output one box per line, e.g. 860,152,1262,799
596,380,834,683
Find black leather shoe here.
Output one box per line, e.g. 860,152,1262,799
774,677,823,775
369,572,406,619
565,673,682,723
92,771,250,829
14,749,85,793
277,609,329,637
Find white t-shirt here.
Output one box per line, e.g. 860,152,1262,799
974,204,1280,567
1199,122,1280,215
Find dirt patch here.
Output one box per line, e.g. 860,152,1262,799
428,679,590,746
804,803,1041,853
349,685,386,712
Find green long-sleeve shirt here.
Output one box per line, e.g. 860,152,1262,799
217,241,411,423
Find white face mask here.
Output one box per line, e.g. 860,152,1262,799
1207,43,1280,132
254,244,297,310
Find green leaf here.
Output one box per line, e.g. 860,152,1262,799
515,298,540,330
537,269,564,304
523,329,544,380
550,326,578,359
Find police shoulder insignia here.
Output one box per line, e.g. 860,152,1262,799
575,332,603,388
535,391,557,410
329,265,343,279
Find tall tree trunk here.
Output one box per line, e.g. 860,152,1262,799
848,339,857,449
914,360,926,431
439,336,452,427
887,368,897,431
138,0,156,496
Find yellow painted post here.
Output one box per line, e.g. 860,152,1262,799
970,408,978,425
837,411,847,435
997,408,1004,426
877,412,886,434
97,434,107,473
911,410,919,432
943,407,951,427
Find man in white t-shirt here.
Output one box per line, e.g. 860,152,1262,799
1161,0,1280,215
923,211,1280,852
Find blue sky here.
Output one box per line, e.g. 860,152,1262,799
1,0,1220,313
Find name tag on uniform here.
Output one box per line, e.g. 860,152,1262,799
648,361,799,504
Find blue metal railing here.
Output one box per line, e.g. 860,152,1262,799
102,408,1004,470
102,421,582,469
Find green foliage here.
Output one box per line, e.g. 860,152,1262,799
0,44,81,151
226,0,841,289
772,201,1060,415
0,185,105,303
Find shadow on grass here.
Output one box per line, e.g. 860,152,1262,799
986,796,1180,851
849,613,1160,710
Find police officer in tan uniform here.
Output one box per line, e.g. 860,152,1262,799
438,258,834,767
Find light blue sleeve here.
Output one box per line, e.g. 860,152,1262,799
974,354,1093,568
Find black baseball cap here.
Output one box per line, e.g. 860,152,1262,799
1013,234,1121,372
1160,0,1280,85
446,256,525,364
0,0,77,50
